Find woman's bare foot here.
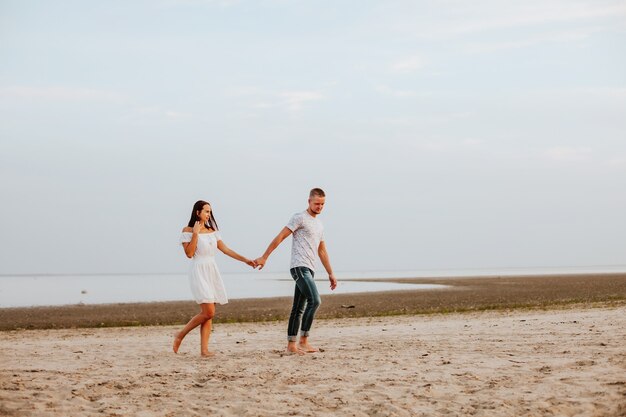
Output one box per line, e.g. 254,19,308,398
298,343,319,353
173,334,183,354
201,351,215,357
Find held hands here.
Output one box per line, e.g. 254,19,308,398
253,257,266,270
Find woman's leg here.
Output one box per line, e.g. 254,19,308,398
200,304,216,356
173,303,215,354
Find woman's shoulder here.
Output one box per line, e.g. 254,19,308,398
182,226,193,233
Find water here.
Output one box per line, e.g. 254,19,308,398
0,271,445,308
1,265,624,308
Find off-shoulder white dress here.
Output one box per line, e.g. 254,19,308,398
179,231,228,305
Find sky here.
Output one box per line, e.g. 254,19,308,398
1,0,625,276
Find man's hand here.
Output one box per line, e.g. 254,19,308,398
254,257,266,270
329,274,337,290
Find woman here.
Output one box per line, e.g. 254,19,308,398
173,200,255,356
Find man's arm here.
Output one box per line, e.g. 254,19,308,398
318,241,337,290
254,227,293,270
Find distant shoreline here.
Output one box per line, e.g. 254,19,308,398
1,273,625,331
2,265,625,277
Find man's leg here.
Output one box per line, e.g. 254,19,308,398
292,267,321,353
287,268,307,353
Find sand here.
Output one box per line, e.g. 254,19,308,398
1,304,625,416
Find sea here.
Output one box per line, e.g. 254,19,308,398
0,265,624,308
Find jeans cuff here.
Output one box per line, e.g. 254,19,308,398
287,335,297,342
300,330,310,337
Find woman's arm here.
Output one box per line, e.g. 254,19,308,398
217,240,255,267
181,222,201,258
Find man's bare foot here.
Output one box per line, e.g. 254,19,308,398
173,334,183,354
201,351,215,357
298,343,319,353
286,343,305,355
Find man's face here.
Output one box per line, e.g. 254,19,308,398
308,196,325,215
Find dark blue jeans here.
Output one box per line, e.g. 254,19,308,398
288,267,321,342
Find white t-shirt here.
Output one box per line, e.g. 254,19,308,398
286,211,324,271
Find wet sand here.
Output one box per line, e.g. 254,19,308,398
1,273,625,330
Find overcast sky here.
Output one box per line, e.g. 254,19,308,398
1,0,625,276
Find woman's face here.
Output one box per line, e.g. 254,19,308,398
197,204,211,223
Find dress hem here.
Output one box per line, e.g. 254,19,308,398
194,299,228,305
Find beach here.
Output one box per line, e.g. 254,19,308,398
1,303,625,416
0,274,625,416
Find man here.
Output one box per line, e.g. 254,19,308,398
255,188,337,354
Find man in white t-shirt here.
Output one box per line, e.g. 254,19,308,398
255,188,338,354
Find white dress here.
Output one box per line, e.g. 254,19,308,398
179,231,228,305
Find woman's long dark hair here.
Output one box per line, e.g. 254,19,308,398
187,200,219,230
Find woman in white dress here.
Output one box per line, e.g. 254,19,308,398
173,200,256,356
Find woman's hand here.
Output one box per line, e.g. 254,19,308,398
245,259,257,268
192,221,202,234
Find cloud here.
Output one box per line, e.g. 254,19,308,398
124,106,193,124
542,146,592,162
574,87,626,99
464,28,597,54
250,102,274,109
463,138,484,146
279,91,324,111
607,156,626,168
393,1,626,40
410,137,485,153
0,86,126,102
235,88,325,112
391,55,426,73
158,0,240,8
462,3,624,33
164,110,193,121
227,86,264,97
375,85,416,98
0,87,192,122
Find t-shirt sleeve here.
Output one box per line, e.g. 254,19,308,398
215,231,222,241
179,232,192,244
286,213,302,232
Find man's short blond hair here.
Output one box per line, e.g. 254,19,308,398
309,188,325,198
